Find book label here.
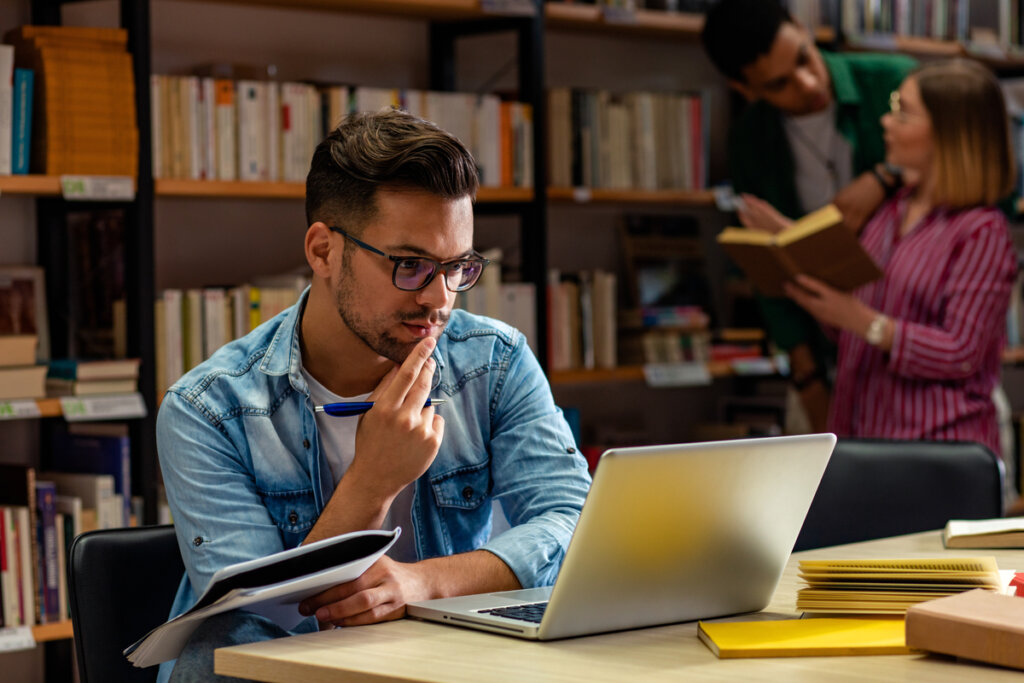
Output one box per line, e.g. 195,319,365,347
60,175,135,201
0,400,42,419
60,393,147,421
0,626,35,653
643,362,711,387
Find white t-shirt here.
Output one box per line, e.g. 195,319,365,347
783,102,853,214
301,366,417,562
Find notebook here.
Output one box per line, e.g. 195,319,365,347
407,433,836,640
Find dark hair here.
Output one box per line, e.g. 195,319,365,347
305,108,479,230
701,0,792,83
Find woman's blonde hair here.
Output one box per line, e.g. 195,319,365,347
914,59,1015,208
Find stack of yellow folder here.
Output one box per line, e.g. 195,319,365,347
796,557,1001,614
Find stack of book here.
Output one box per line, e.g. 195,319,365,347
796,557,1003,615
46,357,140,397
0,266,47,400
5,25,137,175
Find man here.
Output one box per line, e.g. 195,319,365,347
156,109,592,680
701,0,916,431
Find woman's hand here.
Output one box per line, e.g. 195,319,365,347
784,274,876,336
737,194,794,235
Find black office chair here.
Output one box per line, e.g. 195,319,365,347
794,438,1005,551
68,525,183,683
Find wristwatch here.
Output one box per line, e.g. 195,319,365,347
870,163,902,198
865,314,889,347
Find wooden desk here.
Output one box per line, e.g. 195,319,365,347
215,532,1024,682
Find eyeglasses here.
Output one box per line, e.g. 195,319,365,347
888,90,925,124
329,225,490,292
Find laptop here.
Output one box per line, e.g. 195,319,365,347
407,433,835,640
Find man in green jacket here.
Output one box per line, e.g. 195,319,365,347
701,0,916,431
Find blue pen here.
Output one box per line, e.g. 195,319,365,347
315,398,447,417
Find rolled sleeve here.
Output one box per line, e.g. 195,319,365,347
479,336,591,588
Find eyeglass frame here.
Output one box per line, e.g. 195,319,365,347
888,90,927,124
328,225,490,293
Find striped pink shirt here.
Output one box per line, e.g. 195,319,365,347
828,191,1017,457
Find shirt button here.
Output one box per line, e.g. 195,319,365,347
303,439,310,449
567,447,576,454
462,486,474,500
193,536,203,547
960,362,970,372
288,511,299,525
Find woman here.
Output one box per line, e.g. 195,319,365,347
785,59,1017,458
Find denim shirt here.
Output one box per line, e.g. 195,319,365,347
156,289,592,651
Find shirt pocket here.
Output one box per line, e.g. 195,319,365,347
259,488,317,544
429,461,491,511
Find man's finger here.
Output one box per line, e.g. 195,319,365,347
376,337,436,409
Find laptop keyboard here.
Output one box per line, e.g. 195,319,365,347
478,601,548,623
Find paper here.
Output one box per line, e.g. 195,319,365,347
944,518,1024,549
124,527,399,667
698,617,911,658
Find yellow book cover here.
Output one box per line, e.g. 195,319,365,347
716,204,882,297
697,617,912,658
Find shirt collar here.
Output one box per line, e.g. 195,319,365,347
260,285,309,380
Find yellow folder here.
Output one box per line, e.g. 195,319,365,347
697,617,912,658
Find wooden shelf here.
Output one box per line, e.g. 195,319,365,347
32,620,73,642
0,175,63,195
549,360,771,385
841,33,1024,70
548,186,715,206
176,0,523,21
156,179,533,202
1003,347,1024,365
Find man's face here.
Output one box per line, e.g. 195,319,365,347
331,188,475,364
734,22,831,116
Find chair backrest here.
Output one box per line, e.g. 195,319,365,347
68,525,183,683
794,438,1005,552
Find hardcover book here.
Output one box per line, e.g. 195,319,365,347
943,518,1024,549
716,204,882,297
698,617,911,658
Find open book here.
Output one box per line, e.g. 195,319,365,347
716,204,882,297
124,527,399,668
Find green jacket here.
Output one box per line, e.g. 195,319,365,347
727,51,917,355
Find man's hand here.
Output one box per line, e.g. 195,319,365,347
737,194,793,235
348,336,445,506
784,275,874,335
297,551,520,628
303,336,445,544
833,172,886,234
299,555,430,627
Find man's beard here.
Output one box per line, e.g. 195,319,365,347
334,278,450,364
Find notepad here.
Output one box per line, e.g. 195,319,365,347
796,557,1002,614
943,518,1024,549
697,618,912,658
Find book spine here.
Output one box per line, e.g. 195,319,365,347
11,68,33,175
0,45,13,175
35,481,59,623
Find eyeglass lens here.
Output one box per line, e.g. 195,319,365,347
394,259,485,292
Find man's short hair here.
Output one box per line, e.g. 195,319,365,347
701,0,792,83
305,108,479,230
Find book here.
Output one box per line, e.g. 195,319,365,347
943,518,1024,549
796,557,1002,615
716,204,882,297
0,334,37,367
48,357,140,381
34,480,59,623
45,376,138,396
49,423,131,527
0,44,12,175
124,527,400,668
697,617,911,658
0,465,40,625
11,68,33,174
41,471,118,530
905,588,1024,671
0,265,48,361
0,365,47,400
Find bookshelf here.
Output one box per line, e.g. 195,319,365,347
155,179,534,202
